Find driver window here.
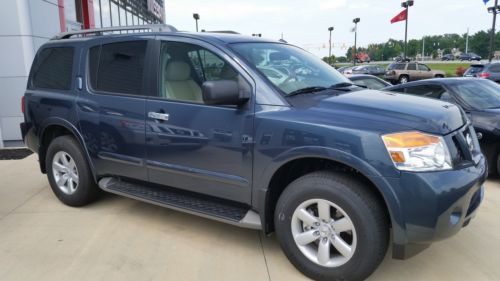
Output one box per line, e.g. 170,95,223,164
159,41,239,103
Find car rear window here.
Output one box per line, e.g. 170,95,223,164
465,65,484,75
30,47,74,90
387,63,405,70
89,40,147,95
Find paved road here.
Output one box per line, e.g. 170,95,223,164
1,155,499,281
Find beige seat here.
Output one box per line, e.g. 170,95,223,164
164,61,202,102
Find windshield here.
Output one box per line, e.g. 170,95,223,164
230,42,350,95
449,79,500,109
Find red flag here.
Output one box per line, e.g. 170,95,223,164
390,9,407,24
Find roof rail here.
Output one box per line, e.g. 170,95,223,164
51,24,177,40
201,30,240,34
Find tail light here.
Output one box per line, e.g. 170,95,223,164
478,72,490,78
21,96,25,114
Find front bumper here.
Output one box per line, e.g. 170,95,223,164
387,154,487,259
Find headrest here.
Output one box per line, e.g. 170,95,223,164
165,61,191,81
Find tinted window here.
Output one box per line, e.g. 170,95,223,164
90,41,147,95
31,47,74,90
449,80,500,109
403,85,446,99
407,63,417,71
388,63,405,70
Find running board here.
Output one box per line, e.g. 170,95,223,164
98,177,261,230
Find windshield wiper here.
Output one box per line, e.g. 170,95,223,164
286,86,327,97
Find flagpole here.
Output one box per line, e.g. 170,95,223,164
401,1,414,60
488,0,498,62
404,7,408,60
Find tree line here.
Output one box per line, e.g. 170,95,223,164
323,29,500,63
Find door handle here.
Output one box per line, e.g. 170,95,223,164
148,111,169,121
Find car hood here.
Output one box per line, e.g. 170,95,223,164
288,89,465,135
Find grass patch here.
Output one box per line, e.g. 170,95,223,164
425,63,472,77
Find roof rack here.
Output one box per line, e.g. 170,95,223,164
51,24,177,40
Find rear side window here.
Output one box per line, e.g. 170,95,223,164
30,47,74,90
407,63,417,71
388,63,405,70
89,41,147,95
465,65,484,75
489,64,500,72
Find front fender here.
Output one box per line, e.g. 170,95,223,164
254,146,406,247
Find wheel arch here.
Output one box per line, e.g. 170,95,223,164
38,118,96,181
256,146,404,245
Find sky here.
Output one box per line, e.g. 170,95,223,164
165,0,496,58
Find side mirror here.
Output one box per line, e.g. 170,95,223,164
202,80,249,106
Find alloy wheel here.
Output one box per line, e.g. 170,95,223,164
291,198,357,268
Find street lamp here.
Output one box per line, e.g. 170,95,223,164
401,0,414,60
487,1,500,62
193,13,200,32
353,18,360,65
328,26,334,65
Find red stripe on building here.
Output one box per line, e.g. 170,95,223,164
82,0,95,29
57,0,66,32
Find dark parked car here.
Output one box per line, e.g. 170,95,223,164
459,52,481,61
21,25,486,281
441,54,454,61
349,74,391,90
351,65,386,77
385,78,500,175
464,63,500,83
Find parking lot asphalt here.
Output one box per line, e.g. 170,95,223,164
0,155,499,281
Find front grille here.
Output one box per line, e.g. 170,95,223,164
450,125,477,167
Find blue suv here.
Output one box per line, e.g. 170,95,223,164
20,25,487,281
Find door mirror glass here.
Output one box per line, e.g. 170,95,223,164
202,80,248,105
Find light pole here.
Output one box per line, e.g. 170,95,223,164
193,13,200,32
328,26,334,65
353,18,360,65
401,0,414,60
487,1,499,62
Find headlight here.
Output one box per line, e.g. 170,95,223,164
382,131,452,171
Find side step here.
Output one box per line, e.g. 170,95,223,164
98,177,261,230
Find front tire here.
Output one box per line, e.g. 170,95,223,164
46,135,100,207
274,171,389,281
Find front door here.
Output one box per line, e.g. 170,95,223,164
145,38,254,204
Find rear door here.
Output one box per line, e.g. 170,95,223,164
418,64,433,79
407,63,418,80
77,38,153,181
144,37,255,204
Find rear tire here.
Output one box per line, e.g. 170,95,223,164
274,171,389,281
46,135,100,207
